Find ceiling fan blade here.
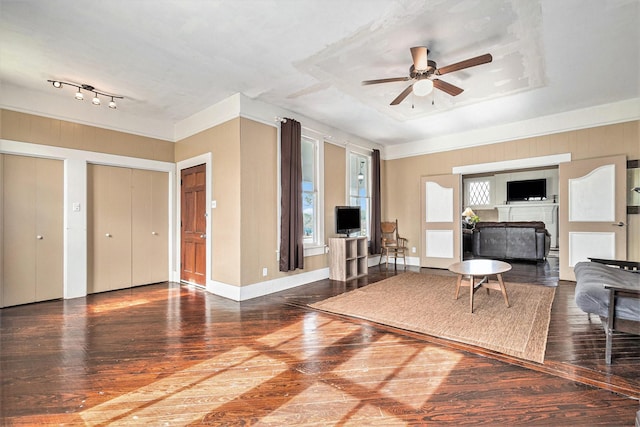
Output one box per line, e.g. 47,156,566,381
362,77,411,85
433,79,464,96
390,84,414,105
436,53,493,75
410,46,428,71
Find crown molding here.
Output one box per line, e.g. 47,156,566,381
383,98,640,161
0,82,175,141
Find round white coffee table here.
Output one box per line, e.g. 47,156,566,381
448,259,512,313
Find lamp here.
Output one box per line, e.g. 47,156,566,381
412,78,433,97
462,207,476,218
462,207,479,227
357,161,365,183
48,80,123,109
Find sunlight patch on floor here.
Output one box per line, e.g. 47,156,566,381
334,335,462,410
80,346,286,426
257,314,362,358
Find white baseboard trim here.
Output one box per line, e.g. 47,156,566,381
206,267,330,301
372,254,420,268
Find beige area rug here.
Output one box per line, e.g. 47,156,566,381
310,272,556,363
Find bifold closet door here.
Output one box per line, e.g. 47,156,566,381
2,154,63,307
131,169,168,286
88,164,132,293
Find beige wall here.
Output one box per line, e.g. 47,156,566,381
175,118,242,285
384,120,640,261
324,143,347,240
176,118,342,287
239,118,278,284
0,110,174,162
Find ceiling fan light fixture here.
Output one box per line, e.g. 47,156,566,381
413,79,433,97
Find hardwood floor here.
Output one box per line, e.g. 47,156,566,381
1,260,639,425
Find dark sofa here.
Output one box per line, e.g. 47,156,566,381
574,258,640,363
472,221,551,262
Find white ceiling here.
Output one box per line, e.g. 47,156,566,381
1,0,639,149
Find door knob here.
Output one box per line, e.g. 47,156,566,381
152,231,158,235
611,221,625,227
200,234,206,238
36,235,43,240
105,233,112,237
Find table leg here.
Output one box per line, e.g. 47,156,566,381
454,274,462,299
606,288,615,364
469,275,475,313
497,273,510,307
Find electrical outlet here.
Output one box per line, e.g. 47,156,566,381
262,267,268,277
412,247,416,253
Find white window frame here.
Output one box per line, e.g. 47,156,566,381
301,133,325,257
346,147,372,239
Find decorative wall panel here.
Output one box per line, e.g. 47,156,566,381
425,182,453,223
425,230,454,258
568,231,615,267
569,164,615,222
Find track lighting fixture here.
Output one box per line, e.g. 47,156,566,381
48,80,123,109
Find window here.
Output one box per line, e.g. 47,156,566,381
464,177,493,207
348,152,370,238
301,135,323,252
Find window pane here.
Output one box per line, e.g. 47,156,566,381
349,155,368,197
301,138,315,187
301,137,318,245
469,181,490,205
303,191,316,241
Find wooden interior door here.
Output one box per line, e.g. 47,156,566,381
2,155,63,307
420,174,461,269
559,155,627,281
150,170,169,283
88,164,132,293
181,164,207,285
132,169,169,286
35,157,64,302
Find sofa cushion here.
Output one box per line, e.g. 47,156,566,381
506,227,538,260
574,261,640,321
475,227,507,258
475,221,546,230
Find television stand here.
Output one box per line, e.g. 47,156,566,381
328,236,368,281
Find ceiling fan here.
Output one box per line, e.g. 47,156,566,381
362,46,492,105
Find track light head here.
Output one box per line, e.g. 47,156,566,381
75,89,84,101
108,97,117,109
52,81,62,88
92,93,100,105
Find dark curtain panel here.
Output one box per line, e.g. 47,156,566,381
279,118,304,272
370,149,382,254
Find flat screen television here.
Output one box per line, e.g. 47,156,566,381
507,178,547,201
335,206,361,236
